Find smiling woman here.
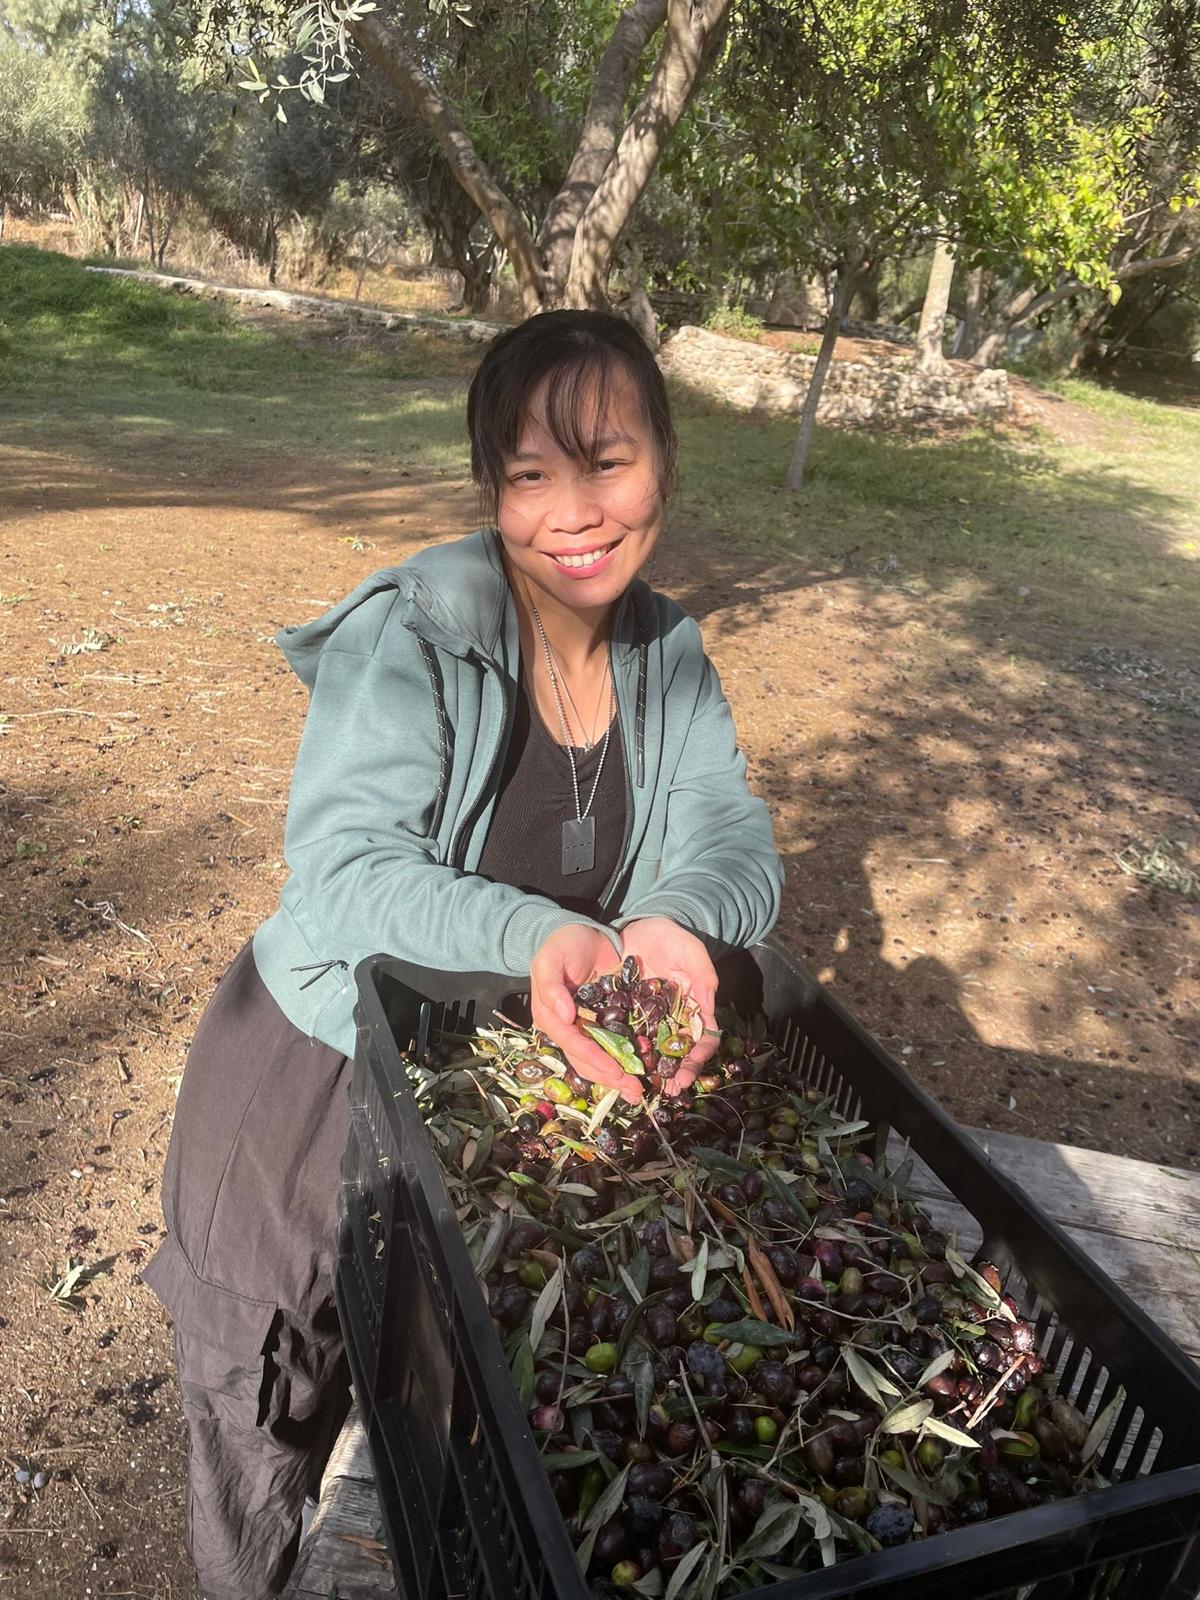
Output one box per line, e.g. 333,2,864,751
142,309,783,1600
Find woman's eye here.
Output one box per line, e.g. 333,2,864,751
512,471,544,484
595,459,624,473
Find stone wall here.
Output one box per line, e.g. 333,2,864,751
658,324,1009,424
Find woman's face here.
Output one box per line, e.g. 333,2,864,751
496,370,663,615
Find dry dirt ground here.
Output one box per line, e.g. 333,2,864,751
1,358,1198,1597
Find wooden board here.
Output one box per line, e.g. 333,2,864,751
283,1408,397,1600
294,1135,1200,1597
895,1128,1200,1358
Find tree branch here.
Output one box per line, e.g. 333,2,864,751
538,0,668,296
563,0,732,309
347,12,545,313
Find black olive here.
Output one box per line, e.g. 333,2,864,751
491,1284,530,1329
595,1128,623,1161
592,1518,628,1566
752,1361,797,1408
627,1463,671,1500
705,1297,740,1324
644,1304,678,1347
589,1428,623,1462
685,1342,725,1384
626,1494,665,1536
649,1256,681,1291
666,1420,698,1455
657,1512,697,1565
865,1502,915,1547
570,1244,607,1282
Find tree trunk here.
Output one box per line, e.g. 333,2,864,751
786,267,857,492
348,12,545,315
538,0,668,299
853,259,881,322
267,215,278,285
957,264,987,359
616,238,659,349
355,238,369,301
915,237,955,372
562,0,732,310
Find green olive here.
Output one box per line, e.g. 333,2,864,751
586,1342,619,1374
727,1343,762,1374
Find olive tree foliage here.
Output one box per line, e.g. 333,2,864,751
957,4,1200,368
0,38,84,236
681,0,1121,486
189,0,733,315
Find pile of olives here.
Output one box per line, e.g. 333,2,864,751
421,981,1101,1596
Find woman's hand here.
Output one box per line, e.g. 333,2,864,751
618,917,719,1094
530,925,643,1104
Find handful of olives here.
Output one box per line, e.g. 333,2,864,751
573,955,703,1091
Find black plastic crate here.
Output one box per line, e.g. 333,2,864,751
334,940,1200,1600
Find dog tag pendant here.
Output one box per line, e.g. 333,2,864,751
561,817,596,875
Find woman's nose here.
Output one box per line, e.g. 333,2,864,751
549,474,604,532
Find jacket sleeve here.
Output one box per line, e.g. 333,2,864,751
281,611,620,976
612,640,783,949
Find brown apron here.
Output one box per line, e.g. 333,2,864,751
144,940,352,1599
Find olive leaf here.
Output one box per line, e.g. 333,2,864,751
585,1087,621,1136
921,1416,983,1450
618,1264,644,1305
844,1344,902,1408
761,1164,812,1224
691,1237,710,1303
843,1346,888,1408
712,1319,795,1348
916,1349,957,1388
538,1450,601,1470
664,1540,708,1600
631,1567,665,1597
946,1248,1016,1322
625,1343,655,1437
737,1500,805,1560
880,1397,934,1434
879,1456,954,1507
1083,1387,1126,1464
466,1122,494,1178
470,1209,509,1278
529,1265,563,1355
509,1335,535,1408
691,1145,753,1178
583,1024,644,1076
584,1462,632,1533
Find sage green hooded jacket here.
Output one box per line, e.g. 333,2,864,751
251,529,783,1056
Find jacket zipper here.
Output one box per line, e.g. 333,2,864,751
599,634,639,917
449,654,513,870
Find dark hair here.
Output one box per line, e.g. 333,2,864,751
466,310,677,521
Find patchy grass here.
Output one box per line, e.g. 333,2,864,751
672,390,1199,624
0,243,474,468
3,244,1198,634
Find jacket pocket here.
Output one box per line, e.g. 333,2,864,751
144,1233,278,1418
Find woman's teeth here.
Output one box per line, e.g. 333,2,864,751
554,544,614,569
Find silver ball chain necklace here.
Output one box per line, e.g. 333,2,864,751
530,601,613,876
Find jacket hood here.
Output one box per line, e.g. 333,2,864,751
276,528,510,689
276,526,650,692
